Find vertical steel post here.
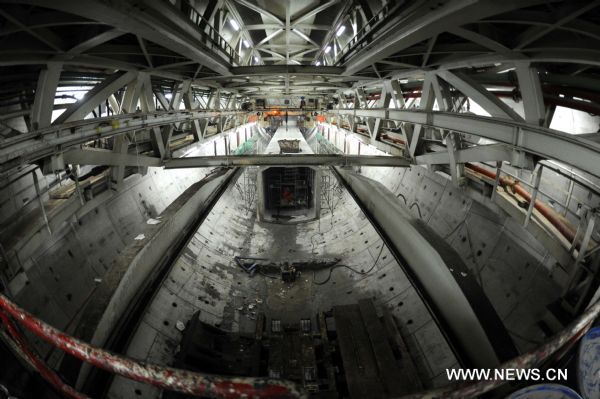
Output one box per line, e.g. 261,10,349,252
563,210,597,295
524,165,543,228
490,161,502,202
32,171,51,235
72,166,85,206
564,177,575,217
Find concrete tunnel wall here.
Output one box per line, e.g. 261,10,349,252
314,122,564,353
0,121,573,397
360,164,561,348
107,166,458,399
106,124,566,398
0,124,257,365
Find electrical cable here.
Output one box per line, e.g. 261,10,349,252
310,206,335,254
313,242,386,285
410,202,423,219
257,270,279,280
396,193,407,205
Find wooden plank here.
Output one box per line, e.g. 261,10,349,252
333,305,385,399
358,299,410,396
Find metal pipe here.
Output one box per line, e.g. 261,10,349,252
0,310,90,399
466,163,577,245
0,293,305,399
398,298,600,399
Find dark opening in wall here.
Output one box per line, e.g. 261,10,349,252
263,167,314,211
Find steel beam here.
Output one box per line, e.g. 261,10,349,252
62,148,161,168
408,72,435,157
110,135,129,190
30,63,62,130
0,110,241,172
12,0,232,75
53,71,137,124
514,0,600,50
255,29,285,47
0,8,63,51
290,29,320,50
291,0,340,26
227,65,345,77
137,35,153,68
164,154,410,168
232,0,284,25
448,27,510,53
515,62,545,125
416,143,514,165
436,70,524,121
66,28,124,55
138,74,166,158
120,75,142,114
445,132,463,186
342,0,548,75
336,108,600,178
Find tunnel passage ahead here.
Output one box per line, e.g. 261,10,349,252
106,162,458,399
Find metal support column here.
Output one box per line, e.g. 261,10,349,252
32,171,51,235
524,165,543,228
491,161,502,202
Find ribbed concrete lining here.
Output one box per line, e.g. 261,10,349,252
107,166,458,398
0,127,256,366
334,167,507,368
313,123,562,353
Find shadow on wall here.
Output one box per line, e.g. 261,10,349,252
360,164,561,352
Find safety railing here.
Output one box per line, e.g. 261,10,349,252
0,293,305,399
333,1,408,66
0,246,599,398
467,161,600,309
0,109,243,176
323,118,600,315
179,0,242,66
402,298,600,399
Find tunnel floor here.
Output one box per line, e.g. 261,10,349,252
106,166,457,398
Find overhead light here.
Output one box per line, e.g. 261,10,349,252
254,56,259,63
243,40,250,48
229,19,240,31
336,25,346,37
316,61,321,66
324,45,331,54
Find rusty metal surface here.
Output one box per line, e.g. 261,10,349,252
0,293,306,399
466,163,577,245
0,310,90,399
